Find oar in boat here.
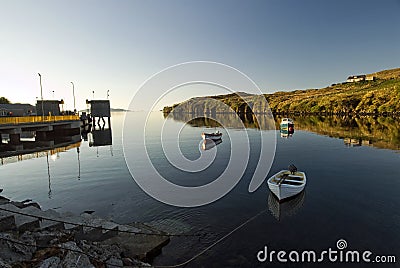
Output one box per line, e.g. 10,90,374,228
277,174,289,186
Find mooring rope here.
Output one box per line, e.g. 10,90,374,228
153,208,268,268
0,205,267,267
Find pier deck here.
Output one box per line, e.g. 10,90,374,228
0,115,79,127
0,116,81,153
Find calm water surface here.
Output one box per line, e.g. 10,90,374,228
1,112,399,267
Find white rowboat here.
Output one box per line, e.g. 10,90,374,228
267,170,306,201
201,131,222,141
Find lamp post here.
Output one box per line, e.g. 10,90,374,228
38,73,44,120
107,90,110,99
71,82,76,113
92,90,95,99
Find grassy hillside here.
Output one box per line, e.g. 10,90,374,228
164,68,400,115
370,68,400,80
265,76,400,114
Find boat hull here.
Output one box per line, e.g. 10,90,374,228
201,133,222,141
267,170,306,201
280,118,295,131
280,123,294,129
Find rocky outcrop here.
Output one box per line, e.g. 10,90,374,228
163,68,400,117
0,195,169,267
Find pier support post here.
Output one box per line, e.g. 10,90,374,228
9,134,21,145
35,131,47,141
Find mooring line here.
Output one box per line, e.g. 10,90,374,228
0,202,269,267
153,208,268,268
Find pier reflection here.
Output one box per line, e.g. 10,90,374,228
46,152,52,199
0,136,81,165
267,191,306,221
88,128,112,147
87,124,113,158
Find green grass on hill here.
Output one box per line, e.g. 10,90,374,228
163,67,400,115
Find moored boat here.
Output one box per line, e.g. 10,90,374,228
280,128,294,138
267,165,306,201
201,130,222,141
280,118,294,131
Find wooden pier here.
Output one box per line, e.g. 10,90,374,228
0,115,80,154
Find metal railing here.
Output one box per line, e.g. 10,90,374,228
0,115,80,125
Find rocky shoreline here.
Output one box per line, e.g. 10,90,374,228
0,194,170,267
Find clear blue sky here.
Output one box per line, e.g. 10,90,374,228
1,0,399,111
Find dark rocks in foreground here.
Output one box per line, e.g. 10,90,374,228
0,195,169,267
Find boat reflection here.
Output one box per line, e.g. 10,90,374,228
201,138,222,151
280,128,295,138
268,190,305,221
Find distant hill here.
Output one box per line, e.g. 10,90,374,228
163,67,400,115
79,108,130,113
110,108,130,112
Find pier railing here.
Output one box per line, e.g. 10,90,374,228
0,115,80,125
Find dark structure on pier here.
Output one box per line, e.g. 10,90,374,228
86,100,111,129
83,99,113,148
36,100,64,116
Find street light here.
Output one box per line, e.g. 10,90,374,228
71,82,76,113
92,91,95,99
107,90,110,99
38,73,44,119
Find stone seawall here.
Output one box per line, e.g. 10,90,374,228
0,194,170,267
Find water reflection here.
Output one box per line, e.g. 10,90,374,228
165,112,275,130
1,121,114,164
77,147,81,179
0,137,81,166
88,128,112,147
46,152,52,199
167,112,400,150
0,120,114,199
283,115,400,151
88,127,113,158
280,128,295,138
0,134,82,158
267,191,305,221
81,124,91,141
201,138,223,151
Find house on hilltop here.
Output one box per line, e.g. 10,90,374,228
346,74,375,83
346,75,366,82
